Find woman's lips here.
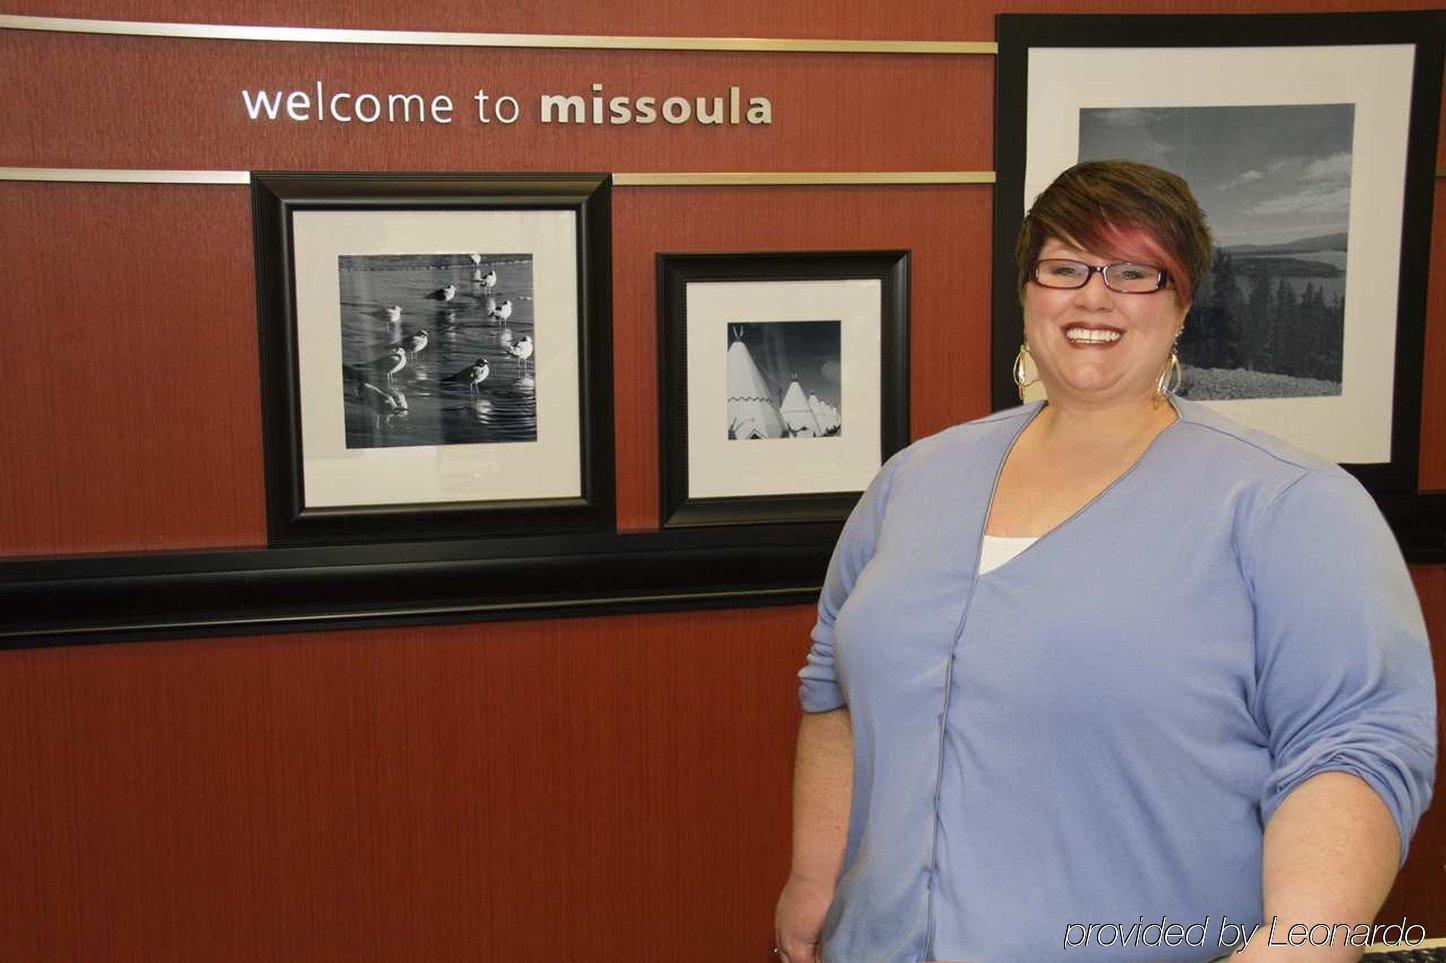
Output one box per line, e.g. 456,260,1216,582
1063,324,1123,347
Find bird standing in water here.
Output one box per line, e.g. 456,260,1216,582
390,330,428,356
370,347,407,382
427,283,457,303
444,358,491,395
506,335,533,376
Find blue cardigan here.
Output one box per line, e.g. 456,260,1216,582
797,397,1437,962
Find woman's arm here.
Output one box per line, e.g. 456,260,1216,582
1235,469,1436,961
781,449,906,960
775,707,853,963
1234,771,1400,962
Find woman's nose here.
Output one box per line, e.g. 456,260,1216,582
1072,270,1114,308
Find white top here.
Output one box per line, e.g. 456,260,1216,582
977,534,1039,575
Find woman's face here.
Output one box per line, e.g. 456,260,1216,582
1022,237,1189,408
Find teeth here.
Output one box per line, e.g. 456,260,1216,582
1066,328,1121,343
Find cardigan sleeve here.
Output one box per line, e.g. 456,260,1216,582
1242,468,1437,868
796,450,905,713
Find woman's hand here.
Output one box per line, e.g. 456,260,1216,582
774,873,834,962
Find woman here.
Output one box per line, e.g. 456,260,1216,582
775,161,1436,962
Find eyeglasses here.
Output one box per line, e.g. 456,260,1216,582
1032,258,1169,294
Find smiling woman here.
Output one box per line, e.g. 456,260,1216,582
1009,161,1211,411
775,160,1435,963
1022,236,1185,407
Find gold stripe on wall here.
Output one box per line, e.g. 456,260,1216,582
615,171,995,186
4,168,1443,185
0,168,250,185
0,167,994,186
0,15,995,54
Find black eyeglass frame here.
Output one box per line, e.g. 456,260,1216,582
1031,258,1170,294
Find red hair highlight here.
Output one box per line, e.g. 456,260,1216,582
1016,161,1213,307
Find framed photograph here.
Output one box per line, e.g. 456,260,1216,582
658,251,909,528
252,172,614,546
993,11,1444,493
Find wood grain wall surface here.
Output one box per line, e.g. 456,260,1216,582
0,0,1443,958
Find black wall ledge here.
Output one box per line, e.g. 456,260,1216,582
0,523,841,649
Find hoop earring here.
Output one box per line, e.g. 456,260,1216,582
1156,341,1183,401
1013,342,1039,402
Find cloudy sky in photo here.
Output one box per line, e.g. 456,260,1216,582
733,320,842,410
1078,104,1355,248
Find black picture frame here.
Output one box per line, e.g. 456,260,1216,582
657,251,910,528
252,171,615,547
991,11,1444,495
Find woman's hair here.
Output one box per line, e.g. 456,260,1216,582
1015,160,1214,305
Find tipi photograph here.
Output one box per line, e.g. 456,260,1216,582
726,321,842,440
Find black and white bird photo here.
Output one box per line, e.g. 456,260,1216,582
726,320,842,440
1079,104,1353,400
337,252,537,448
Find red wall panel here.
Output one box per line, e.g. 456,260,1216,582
1,3,1443,959
1418,187,1446,491
0,184,266,555
0,33,991,173
0,607,810,962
